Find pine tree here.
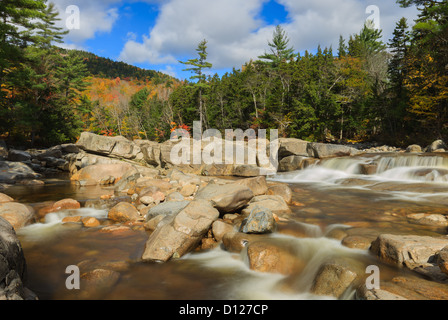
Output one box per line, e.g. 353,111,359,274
179,39,213,132
258,25,295,68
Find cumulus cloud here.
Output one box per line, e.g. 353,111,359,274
51,0,122,43
118,0,418,72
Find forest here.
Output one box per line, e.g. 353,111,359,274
0,0,447,147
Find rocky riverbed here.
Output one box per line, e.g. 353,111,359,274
1,133,448,300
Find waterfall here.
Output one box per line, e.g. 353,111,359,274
272,154,448,184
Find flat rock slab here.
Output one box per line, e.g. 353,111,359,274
370,234,448,269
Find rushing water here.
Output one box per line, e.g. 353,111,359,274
7,153,448,300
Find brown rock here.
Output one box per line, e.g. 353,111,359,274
246,240,305,275
438,246,448,275
70,163,133,186
108,202,142,223
212,220,235,242
142,200,220,262
0,202,34,230
0,193,13,203
195,183,254,213
341,235,373,250
82,217,101,228
221,231,268,253
52,199,81,212
62,216,82,223
266,183,293,204
234,176,268,196
180,183,197,197
370,234,448,269
78,269,120,299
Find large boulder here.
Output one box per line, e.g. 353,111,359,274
195,183,254,213
0,202,35,230
425,140,447,153
307,143,360,159
310,257,364,299
0,193,13,204
278,138,309,158
76,132,142,160
108,202,142,223
278,155,309,172
0,161,41,183
234,176,268,196
141,200,220,262
0,217,36,300
242,195,291,217
7,150,31,162
370,234,448,269
246,239,306,275
70,163,134,186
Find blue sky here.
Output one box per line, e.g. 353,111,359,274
53,0,419,80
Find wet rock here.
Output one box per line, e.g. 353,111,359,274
195,183,254,213
382,276,448,300
370,234,448,269
0,193,13,204
71,163,134,186
140,196,155,206
406,145,422,153
278,155,309,172
266,183,293,204
0,217,35,300
242,195,291,217
108,202,142,223
221,231,268,253
82,217,101,228
437,246,448,276
310,257,362,299
359,163,377,175
407,213,448,227
0,161,41,183
7,150,31,162
52,199,81,212
426,140,447,153
356,284,407,300
77,269,120,300
239,207,276,234
211,220,235,242
341,235,373,250
62,216,82,224
141,200,220,262
0,202,34,230
246,240,306,275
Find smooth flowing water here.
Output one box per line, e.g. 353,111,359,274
8,153,448,300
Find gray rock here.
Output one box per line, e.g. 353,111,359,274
0,217,36,300
0,161,41,184
240,207,276,234
307,143,360,159
278,138,309,158
7,150,31,162
278,155,309,172
426,140,447,153
144,200,190,221
195,183,254,213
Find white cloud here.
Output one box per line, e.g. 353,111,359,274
119,0,419,73
51,0,122,43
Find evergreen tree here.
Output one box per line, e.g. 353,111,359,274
179,39,213,132
258,25,295,68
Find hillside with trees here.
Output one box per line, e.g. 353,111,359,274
0,0,447,148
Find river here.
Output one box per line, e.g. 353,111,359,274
6,152,448,300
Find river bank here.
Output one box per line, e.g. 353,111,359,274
1,133,448,300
